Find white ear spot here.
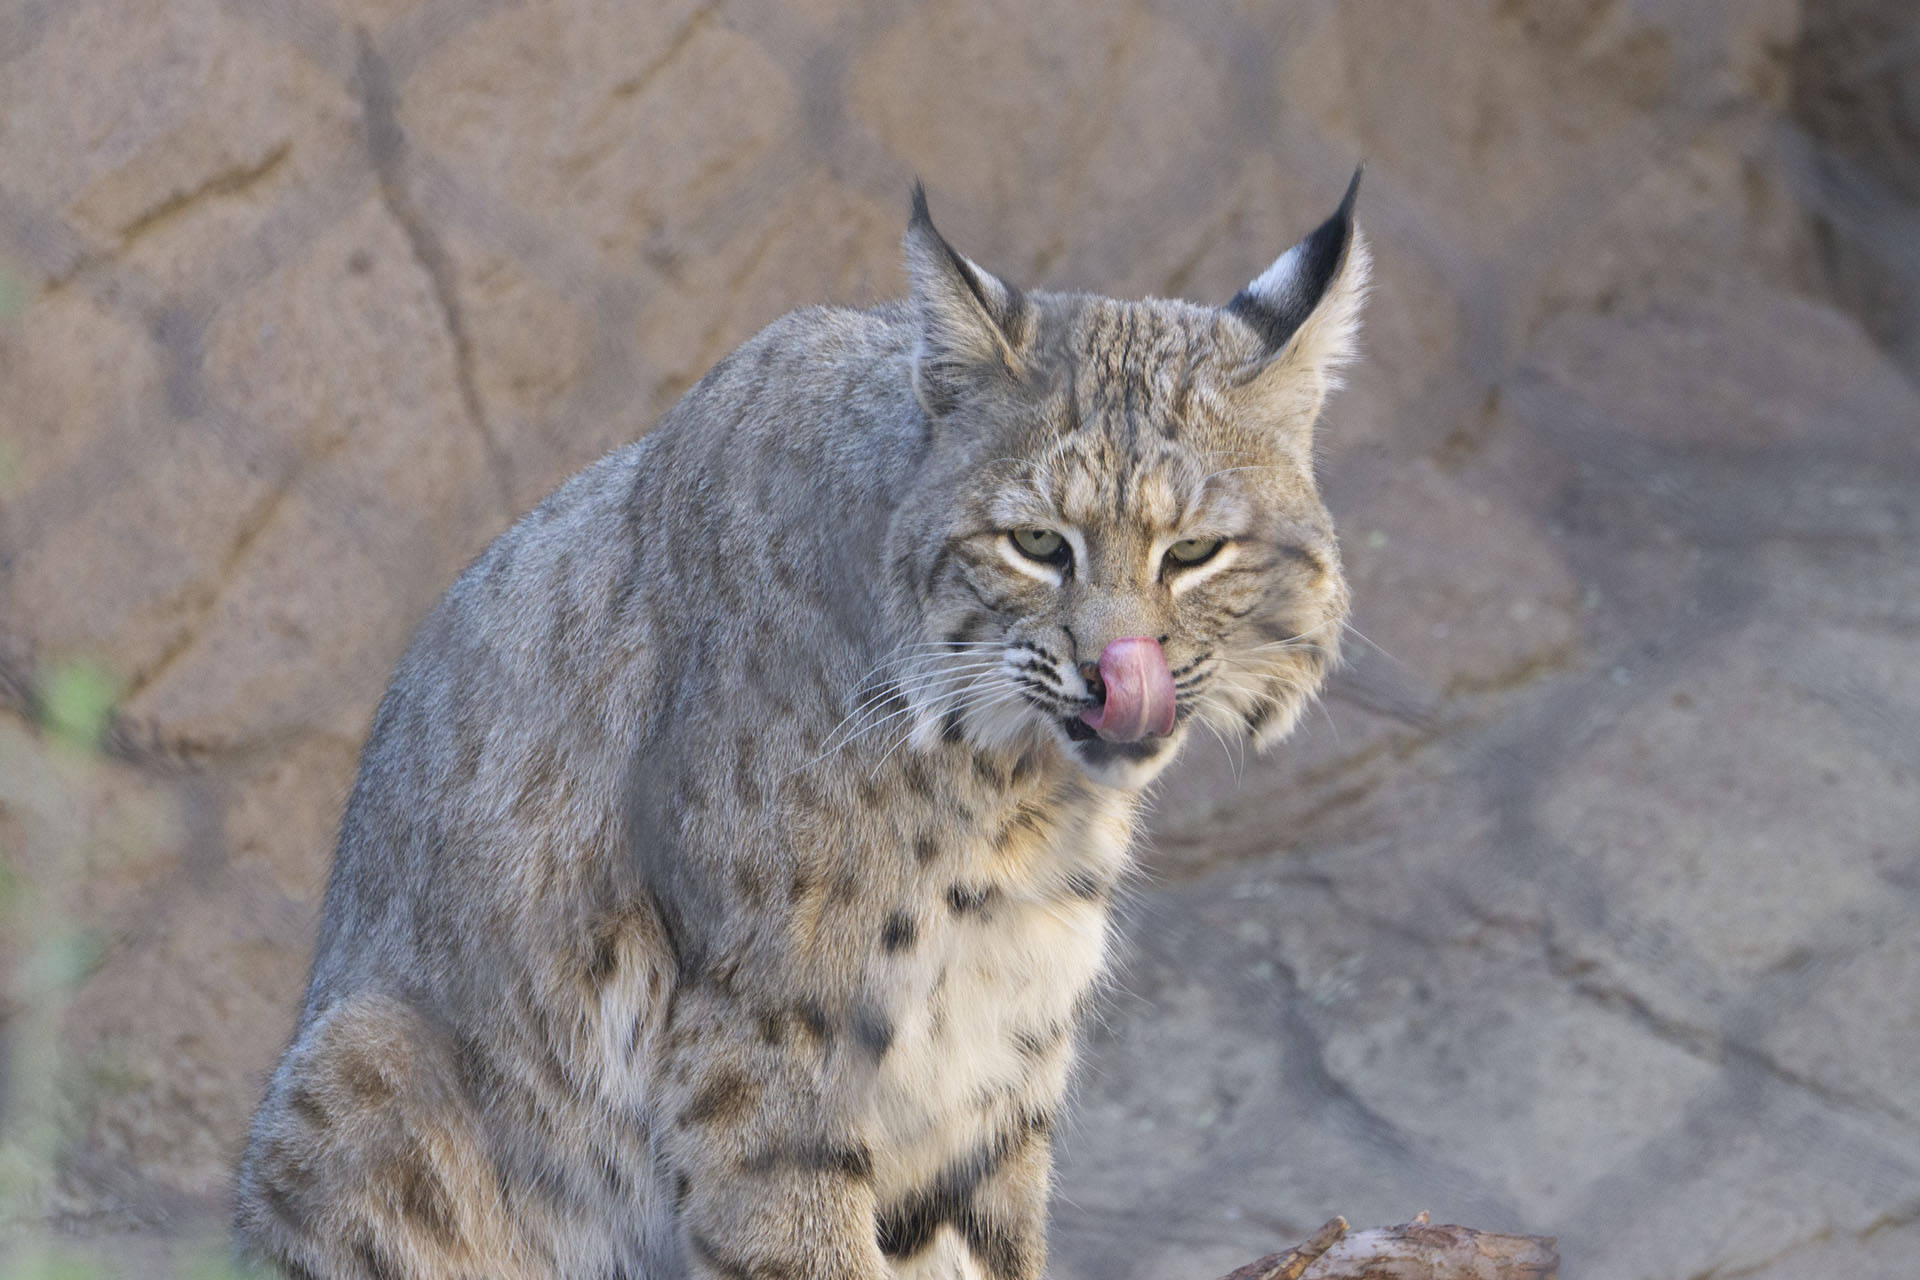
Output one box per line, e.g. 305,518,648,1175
1246,242,1307,301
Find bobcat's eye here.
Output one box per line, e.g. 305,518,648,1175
1011,528,1069,564
1165,537,1224,569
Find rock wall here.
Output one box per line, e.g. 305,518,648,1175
1,1,1917,1275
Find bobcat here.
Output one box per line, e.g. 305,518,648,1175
234,174,1367,1280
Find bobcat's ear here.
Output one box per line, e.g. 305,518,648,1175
905,184,1033,408
1225,166,1370,420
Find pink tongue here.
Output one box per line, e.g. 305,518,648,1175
1080,637,1178,742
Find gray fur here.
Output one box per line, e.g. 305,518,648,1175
234,183,1368,1280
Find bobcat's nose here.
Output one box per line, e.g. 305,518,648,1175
1078,637,1177,742
1077,659,1103,698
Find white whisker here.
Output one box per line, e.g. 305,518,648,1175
1199,464,1295,485
868,673,1018,777
823,661,1008,751
1339,617,1395,662
1192,698,1243,781
829,658,1006,731
1238,616,1344,654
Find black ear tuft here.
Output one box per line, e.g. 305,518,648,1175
909,180,936,245
909,179,934,233
1227,165,1363,356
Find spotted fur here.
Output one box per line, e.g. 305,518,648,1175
234,177,1367,1279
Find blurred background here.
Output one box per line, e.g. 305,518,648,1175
1,0,1917,1276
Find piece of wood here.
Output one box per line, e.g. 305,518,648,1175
1215,1212,1559,1280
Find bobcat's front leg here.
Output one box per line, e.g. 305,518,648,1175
956,1120,1051,1280
656,981,890,1280
874,1100,1054,1280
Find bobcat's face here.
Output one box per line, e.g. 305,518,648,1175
885,180,1365,790
906,302,1350,790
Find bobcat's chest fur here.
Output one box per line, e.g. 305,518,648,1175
865,764,1135,1201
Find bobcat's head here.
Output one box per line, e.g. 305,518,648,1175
886,176,1367,790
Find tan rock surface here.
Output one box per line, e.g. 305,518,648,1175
1,0,1916,1275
